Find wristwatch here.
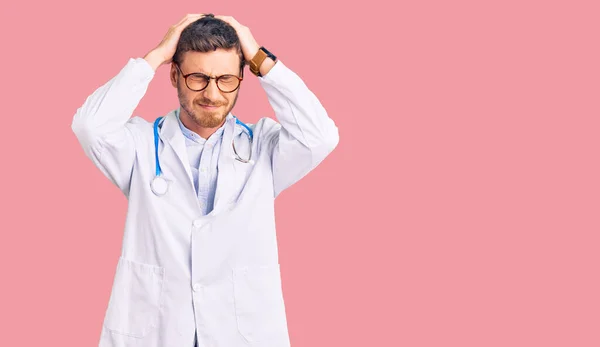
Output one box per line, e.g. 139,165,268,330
249,47,277,77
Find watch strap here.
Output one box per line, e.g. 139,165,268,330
249,47,277,77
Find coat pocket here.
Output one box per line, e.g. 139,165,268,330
103,257,165,338
233,264,288,344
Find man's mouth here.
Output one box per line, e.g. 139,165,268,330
199,104,220,110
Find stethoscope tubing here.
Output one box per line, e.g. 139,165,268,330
151,115,253,196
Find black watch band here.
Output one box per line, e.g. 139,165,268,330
261,47,277,62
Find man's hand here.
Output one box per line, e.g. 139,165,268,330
214,16,260,63
143,14,205,71
216,15,276,76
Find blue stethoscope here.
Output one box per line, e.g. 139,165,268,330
150,115,254,196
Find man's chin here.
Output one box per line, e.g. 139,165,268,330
197,114,227,128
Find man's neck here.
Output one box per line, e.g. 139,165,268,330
180,112,227,140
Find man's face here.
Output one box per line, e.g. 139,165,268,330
171,49,242,129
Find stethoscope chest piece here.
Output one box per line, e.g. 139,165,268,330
151,175,169,196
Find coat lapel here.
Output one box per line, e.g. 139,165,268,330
157,108,241,215
212,115,237,214
158,109,195,193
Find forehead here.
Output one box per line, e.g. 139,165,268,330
180,49,241,76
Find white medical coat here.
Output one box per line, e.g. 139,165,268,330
71,57,339,347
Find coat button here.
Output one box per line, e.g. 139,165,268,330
193,283,202,292
193,220,202,228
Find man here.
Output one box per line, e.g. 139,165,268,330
71,13,339,347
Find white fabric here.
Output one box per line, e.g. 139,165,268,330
72,56,339,347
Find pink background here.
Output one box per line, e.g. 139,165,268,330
1,0,599,346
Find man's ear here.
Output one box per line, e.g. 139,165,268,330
170,63,178,88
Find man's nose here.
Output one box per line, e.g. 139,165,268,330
203,78,221,101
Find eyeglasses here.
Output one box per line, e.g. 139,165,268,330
175,64,243,93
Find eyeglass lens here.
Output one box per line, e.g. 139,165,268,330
186,74,240,92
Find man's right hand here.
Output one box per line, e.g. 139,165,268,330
143,14,205,71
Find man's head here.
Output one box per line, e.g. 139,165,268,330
170,14,245,129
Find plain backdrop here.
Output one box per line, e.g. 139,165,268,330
0,0,599,346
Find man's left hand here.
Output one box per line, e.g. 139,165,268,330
215,15,261,63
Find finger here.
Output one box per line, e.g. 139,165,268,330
183,13,204,23
176,13,203,27
176,14,192,26
175,14,203,30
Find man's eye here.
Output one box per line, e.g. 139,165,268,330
189,74,207,81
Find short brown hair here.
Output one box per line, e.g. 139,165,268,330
173,14,245,74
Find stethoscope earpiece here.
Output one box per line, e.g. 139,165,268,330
232,116,254,164
231,154,255,165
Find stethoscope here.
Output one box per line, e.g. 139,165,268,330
150,115,254,196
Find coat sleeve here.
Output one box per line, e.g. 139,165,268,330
71,58,155,195
258,60,340,198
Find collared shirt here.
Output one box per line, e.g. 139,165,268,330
175,108,229,215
